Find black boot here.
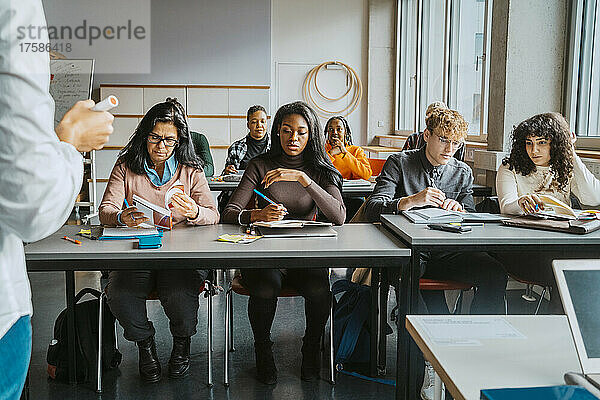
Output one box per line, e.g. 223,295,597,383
254,340,277,385
301,338,321,381
137,336,161,383
168,336,191,379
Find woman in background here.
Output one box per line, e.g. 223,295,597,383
324,115,372,180
222,101,345,384
100,98,219,382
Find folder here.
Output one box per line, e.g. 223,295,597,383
481,385,598,400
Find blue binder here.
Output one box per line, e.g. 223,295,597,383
481,385,598,400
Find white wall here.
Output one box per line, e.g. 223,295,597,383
271,0,369,145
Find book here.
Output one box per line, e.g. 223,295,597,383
402,208,507,224
535,194,599,220
99,226,161,240
254,225,338,238
251,220,333,229
481,385,597,400
343,179,372,187
132,194,172,230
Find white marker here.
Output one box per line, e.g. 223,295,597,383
91,95,119,112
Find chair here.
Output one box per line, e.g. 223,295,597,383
223,273,335,386
391,279,475,322
367,158,386,177
96,280,215,392
508,274,550,315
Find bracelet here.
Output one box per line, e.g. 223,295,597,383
238,210,246,225
117,211,124,225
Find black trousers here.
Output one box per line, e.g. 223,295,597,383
241,268,331,345
106,269,208,342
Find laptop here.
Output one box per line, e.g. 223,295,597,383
553,259,600,390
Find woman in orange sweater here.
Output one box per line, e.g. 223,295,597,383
324,116,372,180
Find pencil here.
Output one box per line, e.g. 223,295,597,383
62,236,82,245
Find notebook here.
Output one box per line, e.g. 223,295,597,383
553,260,600,392
254,225,337,238
402,208,506,224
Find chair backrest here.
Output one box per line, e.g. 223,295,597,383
367,158,386,176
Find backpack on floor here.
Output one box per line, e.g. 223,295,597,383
332,279,392,375
47,288,122,383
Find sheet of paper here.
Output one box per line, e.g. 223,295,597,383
102,227,159,237
419,317,526,346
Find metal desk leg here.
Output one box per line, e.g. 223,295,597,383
378,280,389,375
396,252,418,400
65,271,77,384
369,268,380,377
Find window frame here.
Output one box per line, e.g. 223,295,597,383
395,0,492,142
565,0,600,150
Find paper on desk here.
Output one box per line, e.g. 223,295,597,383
420,317,526,346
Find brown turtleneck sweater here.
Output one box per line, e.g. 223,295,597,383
221,153,346,225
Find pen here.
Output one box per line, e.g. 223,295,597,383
253,189,278,206
123,198,130,208
449,222,484,227
62,236,82,245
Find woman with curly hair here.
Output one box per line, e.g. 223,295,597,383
497,112,600,214
496,112,600,312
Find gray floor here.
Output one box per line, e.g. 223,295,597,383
26,270,550,400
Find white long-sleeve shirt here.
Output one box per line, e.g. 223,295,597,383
496,154,600,215
0,0,83,339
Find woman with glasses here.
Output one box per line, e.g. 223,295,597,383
99,98,219,383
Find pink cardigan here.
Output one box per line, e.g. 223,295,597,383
99,161,219,227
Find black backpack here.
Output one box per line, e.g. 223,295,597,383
47,288,122,383
332,279,392,374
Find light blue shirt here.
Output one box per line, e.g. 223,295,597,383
145,154,179,186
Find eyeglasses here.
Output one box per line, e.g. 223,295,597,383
436,135,464,149
147,133,178,147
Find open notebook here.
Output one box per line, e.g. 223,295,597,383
402,208,506,224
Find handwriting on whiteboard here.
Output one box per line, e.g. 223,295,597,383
49,60,93,127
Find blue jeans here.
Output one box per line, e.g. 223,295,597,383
0,316,31,400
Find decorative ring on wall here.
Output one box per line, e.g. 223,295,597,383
302,61,362,118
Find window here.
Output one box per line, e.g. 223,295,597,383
396,0,492,140
566,0,600,149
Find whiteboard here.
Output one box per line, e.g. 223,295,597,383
49,59,94,126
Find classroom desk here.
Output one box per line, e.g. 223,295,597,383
208,180,377,198
406,315,581,400
380,214,600,400
25,223,410,385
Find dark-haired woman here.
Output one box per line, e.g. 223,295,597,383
99,98,219,382
496,112,600,312
324,116,372,180
221,101,345,384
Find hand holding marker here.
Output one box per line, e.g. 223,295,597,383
253,189,287,215
91,95,119,112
